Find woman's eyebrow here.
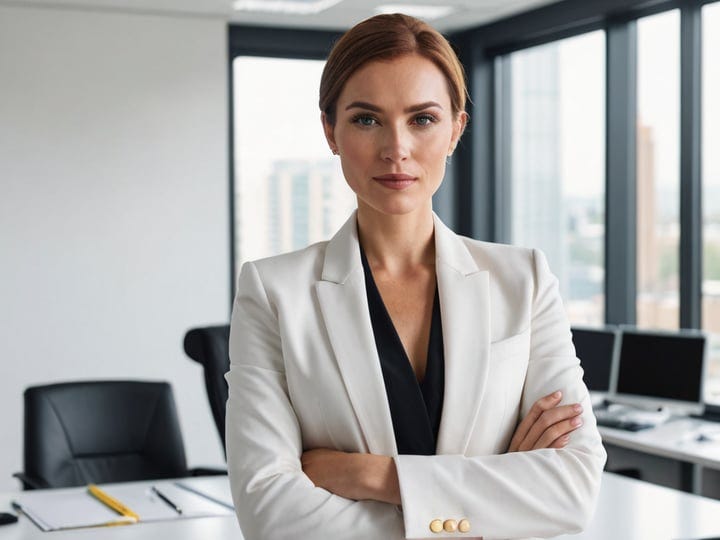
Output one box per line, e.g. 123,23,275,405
405,101,443,112
345,101,382,112
344,100,443,112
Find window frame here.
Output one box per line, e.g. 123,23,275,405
449,0,712,330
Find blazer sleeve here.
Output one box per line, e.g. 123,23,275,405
225,261,405,540
394,249,607,540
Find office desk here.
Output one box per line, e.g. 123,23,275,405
599,416,720,495
599,417,720,470
2,474,720,539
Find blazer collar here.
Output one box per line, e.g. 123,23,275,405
430,214,491,453
432,212,481,276
317,210,491,456
320,210,481,283
320,210,362,284
316,213,395,455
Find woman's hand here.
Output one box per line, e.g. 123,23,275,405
301,448,401,505
508,391,583,452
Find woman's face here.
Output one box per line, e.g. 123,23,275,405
323,54,466,218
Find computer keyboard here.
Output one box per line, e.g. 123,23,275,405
595,416,654,432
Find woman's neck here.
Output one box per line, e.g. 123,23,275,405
356,205,435,276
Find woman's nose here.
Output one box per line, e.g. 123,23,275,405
379,125,410,162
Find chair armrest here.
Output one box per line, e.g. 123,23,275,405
188,467,227,477
13,472,50,490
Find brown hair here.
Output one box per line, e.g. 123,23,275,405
319,13,467,125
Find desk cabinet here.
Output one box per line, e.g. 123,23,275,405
605,443,693,491
599,417,720,498
702,466,720,498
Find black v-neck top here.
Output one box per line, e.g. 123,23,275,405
360,247,445,455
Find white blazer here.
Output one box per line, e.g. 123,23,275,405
226,212,606,540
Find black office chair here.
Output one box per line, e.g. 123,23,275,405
15,380,189,490
183,325,230,452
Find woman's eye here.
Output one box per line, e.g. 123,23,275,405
414,114,437,126
352,114,377,127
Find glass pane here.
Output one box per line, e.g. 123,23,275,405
232,57,356,270
703,2,720,404
636,10,680,330
508,31,606,326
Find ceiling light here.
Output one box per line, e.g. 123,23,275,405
233,0,343,15
374,4,455,20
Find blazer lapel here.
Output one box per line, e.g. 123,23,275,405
433,214,491,455
316,212,398,456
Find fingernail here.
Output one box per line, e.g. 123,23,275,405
573,404,583,413
553,391,562,399
561,434,570,443
571,417,583,427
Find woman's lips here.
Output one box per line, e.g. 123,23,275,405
372,173,417,190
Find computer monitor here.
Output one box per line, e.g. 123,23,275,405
610,328,707,415
571,326,617,393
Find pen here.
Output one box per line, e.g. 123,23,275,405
151,486,182,515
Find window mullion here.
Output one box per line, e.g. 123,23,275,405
679,2,703,329
605,20,638,325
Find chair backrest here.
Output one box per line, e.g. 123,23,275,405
23,380,188,488
183,325,230,451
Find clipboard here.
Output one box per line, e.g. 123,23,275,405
13,485,138,531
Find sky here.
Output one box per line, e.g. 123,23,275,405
233,56,331,165
557,30,605,199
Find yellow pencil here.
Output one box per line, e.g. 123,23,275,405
87,484,140,522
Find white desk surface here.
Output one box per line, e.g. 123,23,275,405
2,473,720,540
599,416,720,469
561,472,720,540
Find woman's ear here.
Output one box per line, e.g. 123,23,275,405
321,112,338,154
451,111,468,152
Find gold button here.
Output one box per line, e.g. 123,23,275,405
429,519,443,533
458,518,471,533
443,519,458,532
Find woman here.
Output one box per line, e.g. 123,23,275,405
226,13,606,540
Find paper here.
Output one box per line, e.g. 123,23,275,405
174,476,235,510
12,479,234,531
102,482,234,521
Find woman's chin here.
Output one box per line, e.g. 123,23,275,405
357,197,432,218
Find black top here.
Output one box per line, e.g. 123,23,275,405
360,247,445,455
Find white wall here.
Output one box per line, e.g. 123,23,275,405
0,5,229,491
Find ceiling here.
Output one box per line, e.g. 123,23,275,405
4,0,560,32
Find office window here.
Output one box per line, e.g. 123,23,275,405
703,2,720,404
507,31,606,326
636,11,680,330
232,57,355,270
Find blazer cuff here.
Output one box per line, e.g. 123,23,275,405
395,454,477,539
